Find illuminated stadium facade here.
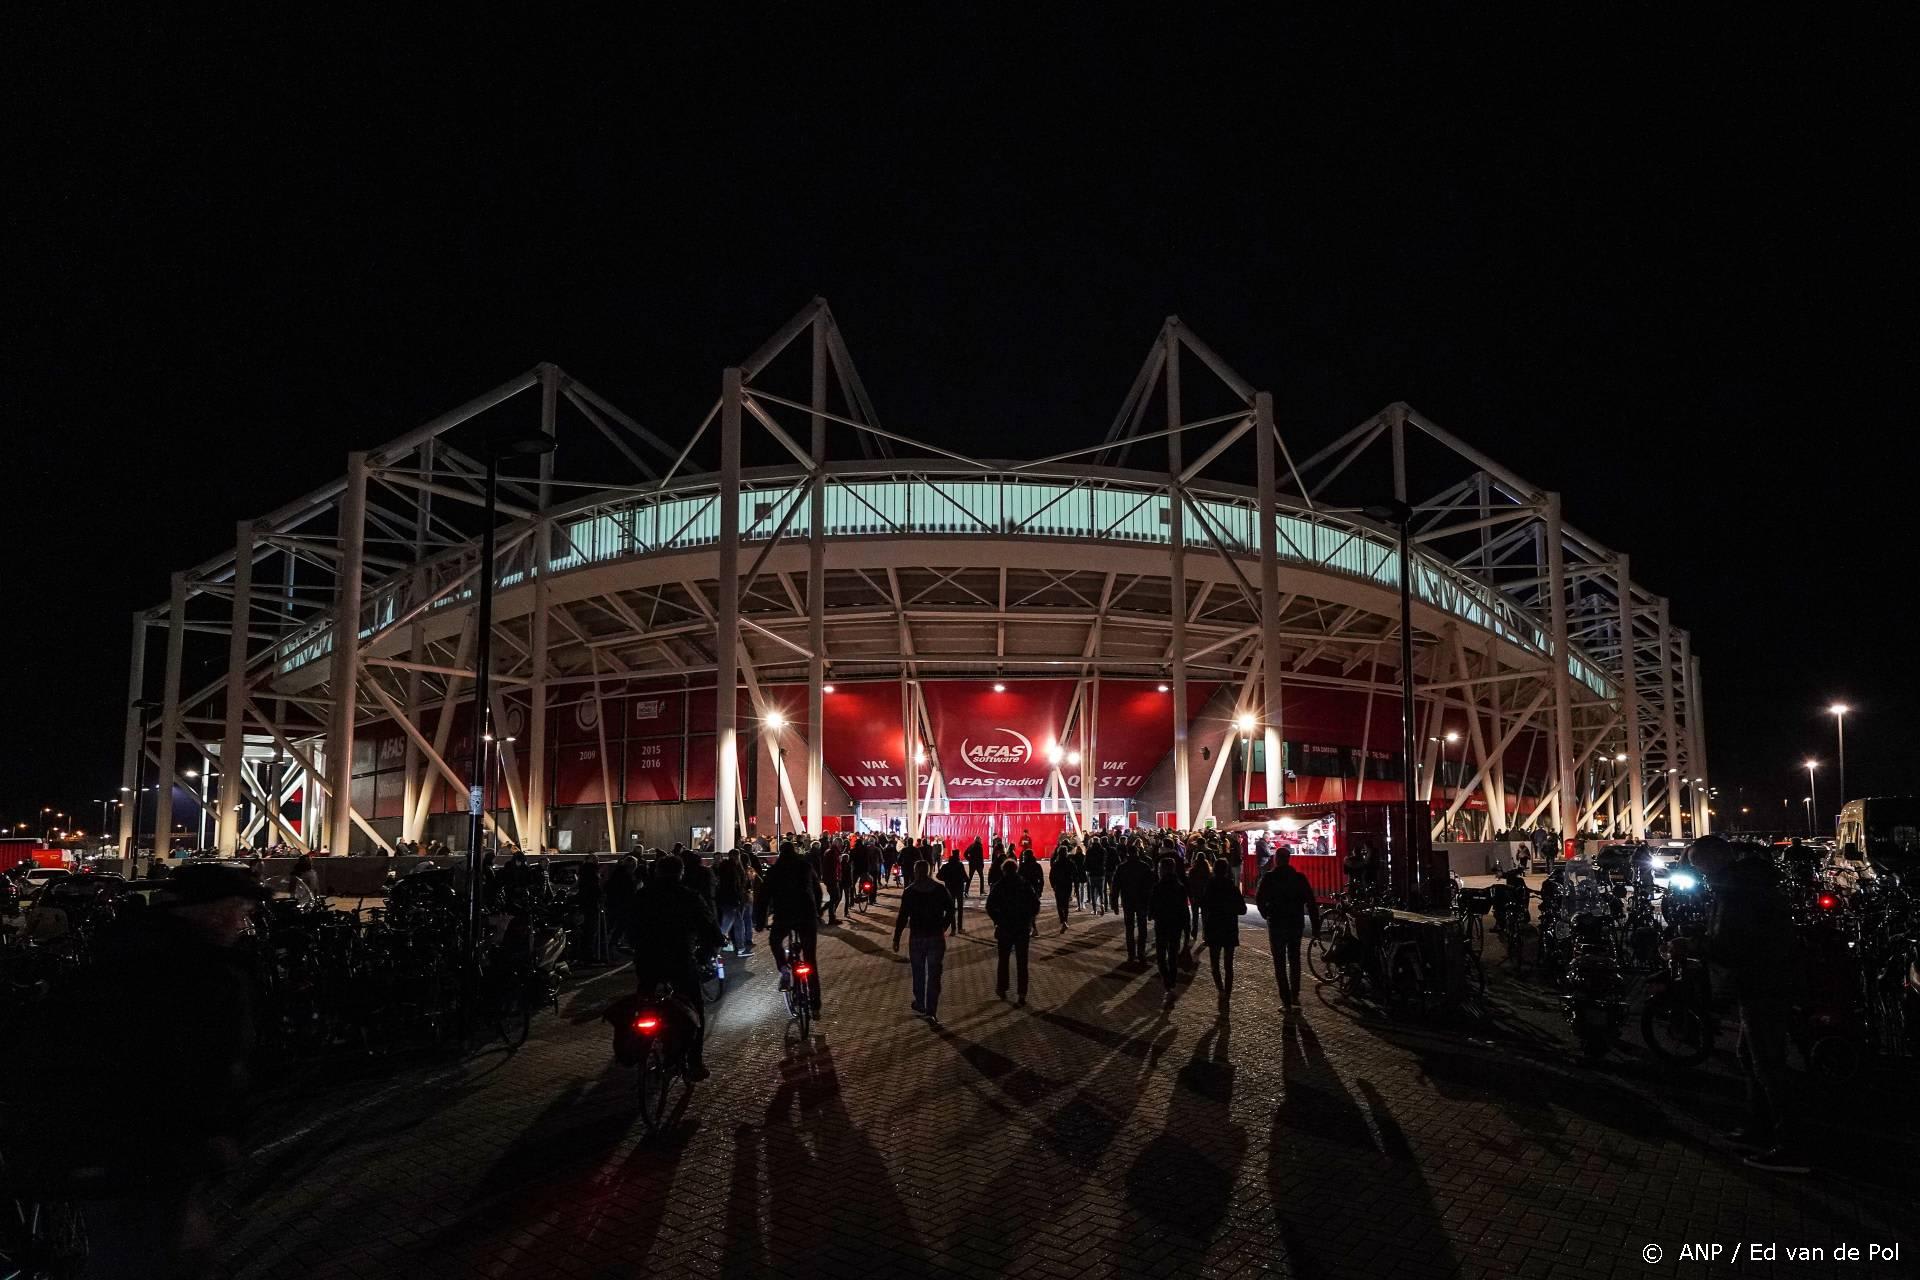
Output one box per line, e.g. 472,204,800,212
118,301,1710,858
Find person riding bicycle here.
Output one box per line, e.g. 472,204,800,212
758,840,824,1014
627,856,725,1082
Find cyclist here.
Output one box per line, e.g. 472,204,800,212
758,840,824,1015
627,856,725,1081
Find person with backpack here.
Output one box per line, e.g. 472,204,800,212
937,849,971,933
986,856,1041,1004
892,859,956,1024
1256,845,1321,1010
1018,850,1046,938
1114,846,1155,962
1048,842,1080,933
1199,857,1248,1011
1689,835,1810,1174
1148,857,1191,998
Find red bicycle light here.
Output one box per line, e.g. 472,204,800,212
633,1014,661,1034
1816,892,1839,911
793,964,813,978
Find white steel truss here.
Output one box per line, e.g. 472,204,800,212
121,303,1706,857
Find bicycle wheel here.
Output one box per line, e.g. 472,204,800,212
636,1042,673,1136
1306,934,1332,983
795,996,813,1040
1640,993,1712,1066
495,978,531,1050
1462,946,1486,1000
1508,925,1538,977
700,967,724,1008
1466,913,1485,957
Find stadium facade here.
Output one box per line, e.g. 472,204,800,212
117,301,1710,858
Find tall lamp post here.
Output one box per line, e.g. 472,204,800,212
1364,499,1419,903
1827,704,1849,807
1803,759,1819,836
464,430,558,1026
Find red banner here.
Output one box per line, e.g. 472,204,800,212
1062,680,1218,796
921,680,1077,800
820,682,910,801
624,737,684,803
554,742,618,807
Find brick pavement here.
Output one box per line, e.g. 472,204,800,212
217,890,1914,1279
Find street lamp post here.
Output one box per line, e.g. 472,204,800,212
1828,704,1849,808
1804,760,1819,836
463,430,558,1032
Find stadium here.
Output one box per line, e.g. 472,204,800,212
116,300,1710,868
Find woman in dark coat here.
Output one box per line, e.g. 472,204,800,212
1199,858,1247,1008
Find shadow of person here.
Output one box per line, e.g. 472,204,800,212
1122,1018,1245,1252
1267,1016,1461,1278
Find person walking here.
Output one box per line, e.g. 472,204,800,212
1689,836,1810,1173
712,850,749,956
1018,850,1046,938
1255,845,1321,1010
1185,854,1212,953
986,854,1040,1004
1049,843,1079,933
965,836,986,893
1200,858,1247,1012
575,852,606,965
1148,857,1190,999
1085,839,1107,915
938,849,971,932
1115,846,1155,963
893,859,955,1024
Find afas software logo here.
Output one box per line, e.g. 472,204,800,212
958,728,1032,775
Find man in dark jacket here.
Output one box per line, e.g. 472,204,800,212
1148,858,1190,996
629,856,726,1080
1048,845,1080,933
986,860,1041,1003
965,837,986,893
1691,836,1808,1173
1114,848,1156,962
1085,840,1108,914
760,841,824,1013
1256,846,1322,1009
938,850,971,932
24,863,266,1276
892,859,955,1023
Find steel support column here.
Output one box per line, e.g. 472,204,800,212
806,319,827,835
902,678,920,840
1080,675,1098,834
713,369,742,850
1658,600,1682,838
1255,390,1283,808
526,517,552,851
1689,650,1710,835
1618,556,1647,840
117,613,147,857
151,572,189,861
326,451,369,855
1166,326,1191,827
1544,492,1577,855
216,521,254,854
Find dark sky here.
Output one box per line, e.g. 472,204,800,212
7,12,1915,834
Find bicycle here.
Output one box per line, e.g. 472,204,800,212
779,932,815,1040
0,1148,87,1280
628,987,697,1139
1450,879,1490,957
698,949,726,1008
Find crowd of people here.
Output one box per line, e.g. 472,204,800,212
575,825,1328,1035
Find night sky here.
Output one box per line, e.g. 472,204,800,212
7,13,1914,836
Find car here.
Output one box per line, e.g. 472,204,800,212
22,867,71,889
